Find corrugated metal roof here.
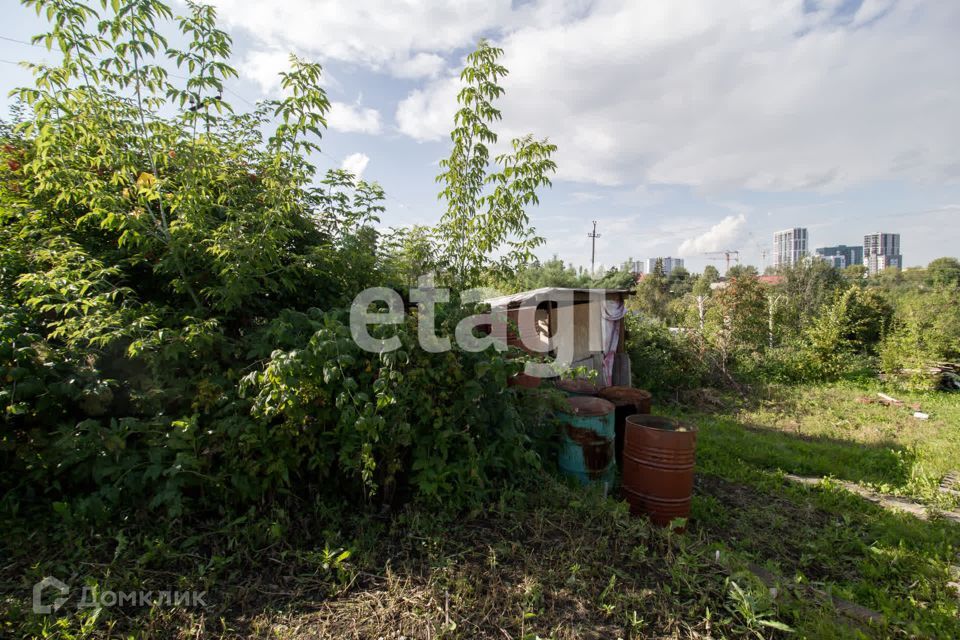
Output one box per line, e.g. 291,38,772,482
484,287,632,309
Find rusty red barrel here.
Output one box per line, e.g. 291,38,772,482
557,396,616,491
507,372,542,389
622,415,697,527
598,386,652,469
555,378,601,397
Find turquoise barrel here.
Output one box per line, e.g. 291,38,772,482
557,396,616,490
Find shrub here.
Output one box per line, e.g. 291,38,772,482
0,1,553,520
880,289,960,389
624,315,708,394
244,308,553,510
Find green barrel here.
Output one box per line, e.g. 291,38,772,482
557,396,616,490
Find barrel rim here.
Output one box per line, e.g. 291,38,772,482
555,378,601,395
598,386,653,405
563,395,615,417
625,414,698,433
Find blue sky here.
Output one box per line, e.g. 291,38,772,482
2,0,959,274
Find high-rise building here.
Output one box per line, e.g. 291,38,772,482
820,254,846,269
640,257,684,275
773,228,809,268
863,232,902,275
815,245,863,270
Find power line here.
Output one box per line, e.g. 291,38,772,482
0,34,36,47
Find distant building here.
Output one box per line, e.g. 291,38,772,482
711,274,784,291
815,245,863,270
773,228,809,268
863,232,902,275
821,254,846,269
636,257,684,275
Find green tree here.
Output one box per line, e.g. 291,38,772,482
776,259,843,337
702,264,721,283
592,266,637,290
435,41,557,290
881,288,960,382
927,257,960,288
666,265,693,296
692,265,720,297
726,264,759,279
0,2,553,518
705,275,768,367
629,270,671,322
842,264,868,282
498,255,590,292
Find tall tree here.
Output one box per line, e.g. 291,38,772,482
435,41,557,290
927,257,960,288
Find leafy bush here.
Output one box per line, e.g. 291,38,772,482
624,315,708,394
245,308,553,509
1,1,553,520
880,289,960,389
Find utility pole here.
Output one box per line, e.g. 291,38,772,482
588,220,600,275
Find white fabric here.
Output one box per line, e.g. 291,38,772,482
601,299,627,386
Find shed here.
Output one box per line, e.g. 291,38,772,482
484,287,633,386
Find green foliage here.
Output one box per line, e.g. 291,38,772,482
1,2,550,521
623,315,707,394
628,271,671,322
435,40,557,289
245,308,551,508
495,254,591,293
775,258,844,337
725,264,758,279
926,257,960,289
705,275,768,367
591,266,636,290
880,288,960,388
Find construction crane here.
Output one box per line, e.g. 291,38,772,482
703,250,741,273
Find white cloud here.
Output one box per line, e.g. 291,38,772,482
852,0,896,27
238,49,290,95
677,213,748,256
226,1,960,195
569,191,604,203
391,53,447,79
395,76,460,142
209,0,514,72
394,0,960,192
327,101,382,134
341,152,371,179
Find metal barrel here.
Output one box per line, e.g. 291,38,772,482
555,378,601,397
622,415,697,527
597,386,652,469
556,396,616,490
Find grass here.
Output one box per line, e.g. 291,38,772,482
690,381,960,505
2,381,958,639
677,381,960,639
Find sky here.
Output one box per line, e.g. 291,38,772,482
2,0,959,274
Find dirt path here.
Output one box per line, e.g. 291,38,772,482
782,473,960,524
